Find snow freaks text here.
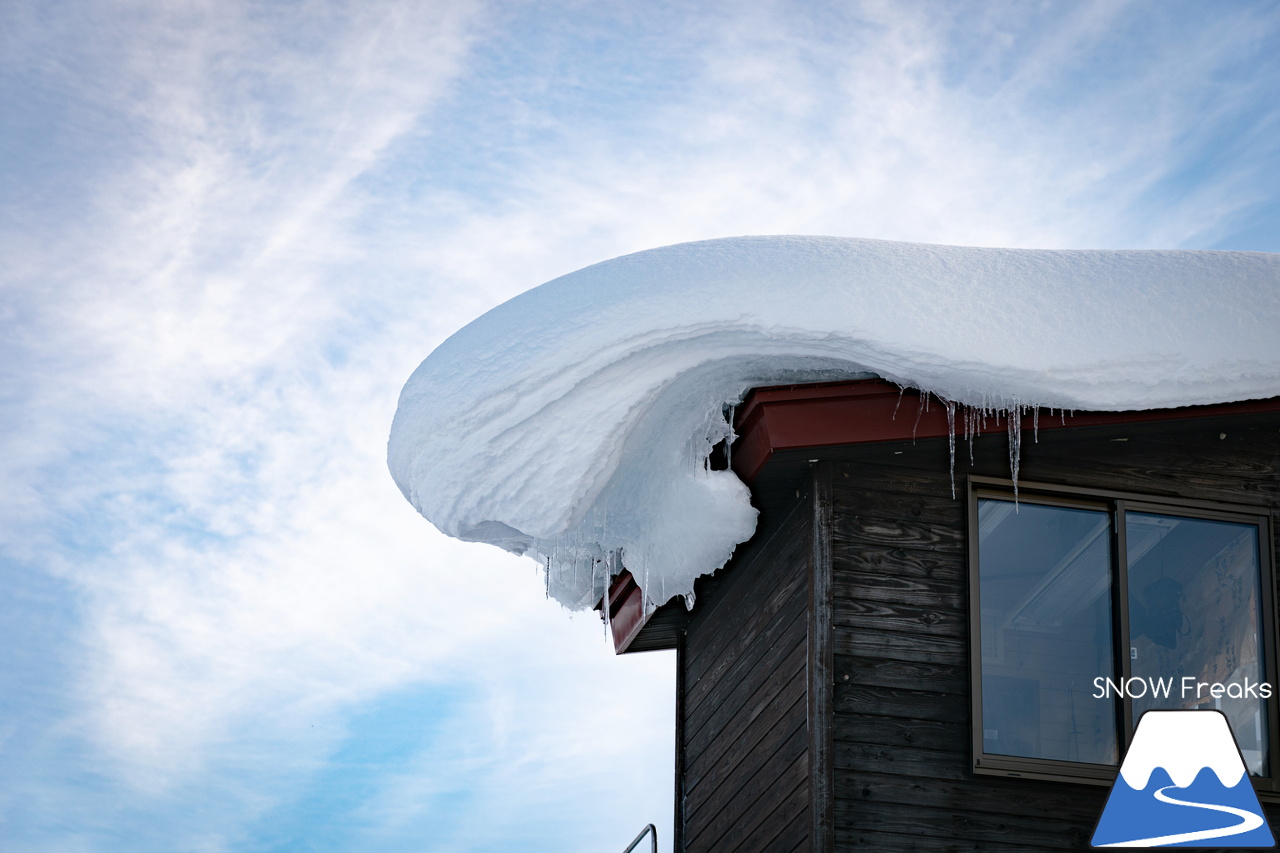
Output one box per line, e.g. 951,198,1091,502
1093,677,1274,701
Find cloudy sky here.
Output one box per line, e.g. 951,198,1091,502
3,2,1279,851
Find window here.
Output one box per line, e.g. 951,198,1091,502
969,477,1278,791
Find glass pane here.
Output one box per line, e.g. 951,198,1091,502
1126,512,1268,775
978,498,1117,765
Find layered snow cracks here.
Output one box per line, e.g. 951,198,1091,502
388,236,1280,611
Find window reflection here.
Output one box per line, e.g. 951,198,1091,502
1127,512,1268,776
978,499,1118,765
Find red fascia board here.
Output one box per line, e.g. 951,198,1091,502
732,380,948,481
731,379,1280,483
607,570,646,653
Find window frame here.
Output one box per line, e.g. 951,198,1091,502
967,474,1280,794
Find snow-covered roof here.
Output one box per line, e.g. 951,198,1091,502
387,236,1280,610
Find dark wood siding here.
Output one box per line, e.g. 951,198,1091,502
664,406,1280,851
830,413,1280,851
680,492,812,853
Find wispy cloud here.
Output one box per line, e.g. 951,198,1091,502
3,0,687,845
388,0,1279,263
1,0,481,545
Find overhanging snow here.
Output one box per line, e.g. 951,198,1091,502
388,236,1280,609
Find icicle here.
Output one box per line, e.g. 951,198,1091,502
892,386,905,420
1008,401,1023,505
643,562,650,617
726,404,735,469
945,400,957,499
1033,406,1040,443
912,391,926,441
601,554,612,635
963,405,974,465
593,557,605,634
545,556,551,599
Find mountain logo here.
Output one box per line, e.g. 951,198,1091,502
1091,709,1275,848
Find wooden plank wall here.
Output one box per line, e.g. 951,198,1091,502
830,415,1280,851
680,495,812,853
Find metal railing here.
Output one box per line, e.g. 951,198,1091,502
620,823,657,853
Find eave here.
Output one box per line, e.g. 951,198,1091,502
609,378,1280,654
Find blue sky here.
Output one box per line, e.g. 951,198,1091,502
2,2,1279,851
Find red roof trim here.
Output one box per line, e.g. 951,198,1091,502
731,379,1280,483
606,570,647,653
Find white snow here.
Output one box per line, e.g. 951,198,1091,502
387,236,1280,610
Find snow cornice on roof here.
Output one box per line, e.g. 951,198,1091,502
388,236,1280,610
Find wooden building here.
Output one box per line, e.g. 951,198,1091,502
606,378,1280,852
